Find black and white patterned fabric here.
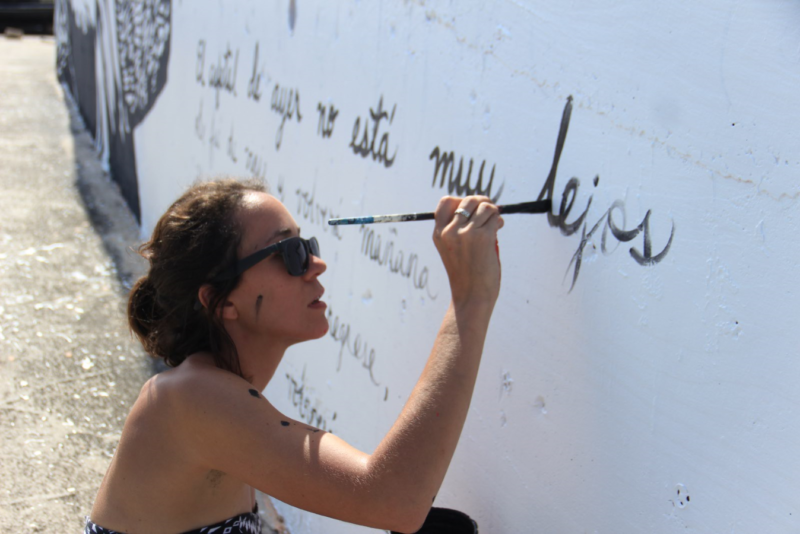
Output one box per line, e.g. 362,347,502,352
84,505,263,534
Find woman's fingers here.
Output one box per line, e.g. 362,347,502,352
445,196,490,230
433,196,461,228
432,195,503,305
464,201,500,229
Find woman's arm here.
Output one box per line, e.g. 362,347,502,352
181,196,503,533
364,195,503,526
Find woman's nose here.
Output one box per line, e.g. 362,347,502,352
305,253,326,278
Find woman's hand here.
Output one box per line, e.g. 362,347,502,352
433,196,504,307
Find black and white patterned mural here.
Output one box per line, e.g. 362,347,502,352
56,0,171,220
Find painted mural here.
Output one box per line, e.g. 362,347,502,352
56,0,170,220
57,1,800,533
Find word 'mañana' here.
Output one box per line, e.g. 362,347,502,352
540,96,675,290
359,226,437,300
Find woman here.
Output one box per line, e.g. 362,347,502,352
87,178,504,534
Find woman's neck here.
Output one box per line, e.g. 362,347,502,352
231,331,290,391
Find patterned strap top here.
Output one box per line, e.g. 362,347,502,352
84,505,263,534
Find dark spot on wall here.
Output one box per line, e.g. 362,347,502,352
288,0,297,31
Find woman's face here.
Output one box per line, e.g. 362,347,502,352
227,191,328,345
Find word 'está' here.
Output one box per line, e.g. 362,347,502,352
429,148,504,203
350,95,397,168
271,83,302,150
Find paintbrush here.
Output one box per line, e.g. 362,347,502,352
328,199,552,225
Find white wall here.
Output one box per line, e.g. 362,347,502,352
131,1,800,532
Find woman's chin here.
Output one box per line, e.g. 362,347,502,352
294,319,330,343
311,320,330,339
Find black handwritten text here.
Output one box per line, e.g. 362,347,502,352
537,96,675,290
429,148,504,203
271,83,302,150
350,96,397,167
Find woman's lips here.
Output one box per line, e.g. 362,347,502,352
309,290,326,308
308,299,326,309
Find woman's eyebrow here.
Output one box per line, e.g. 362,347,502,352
259,227,301,249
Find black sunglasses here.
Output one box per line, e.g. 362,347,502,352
212,236,320,281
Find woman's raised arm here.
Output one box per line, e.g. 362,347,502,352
179,195,503,533
363,195,504,526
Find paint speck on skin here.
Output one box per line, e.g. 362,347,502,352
281,421,290,427
248,389,260,398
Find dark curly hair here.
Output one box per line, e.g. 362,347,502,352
127,178,267,378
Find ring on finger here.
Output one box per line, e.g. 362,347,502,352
454,208,472,220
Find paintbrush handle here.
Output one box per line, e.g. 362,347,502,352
497,200,552,215
328,199,551,226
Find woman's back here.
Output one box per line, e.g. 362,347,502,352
90,356,257,534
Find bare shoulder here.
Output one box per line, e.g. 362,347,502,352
150,354,277,422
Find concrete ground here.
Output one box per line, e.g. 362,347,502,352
0,34,151,532
0,36,286,533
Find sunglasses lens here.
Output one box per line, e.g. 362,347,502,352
282,238,305,276
282,237,319,276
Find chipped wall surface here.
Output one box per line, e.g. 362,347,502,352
59,1,799,532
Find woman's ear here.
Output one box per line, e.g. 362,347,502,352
198,284,239,320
